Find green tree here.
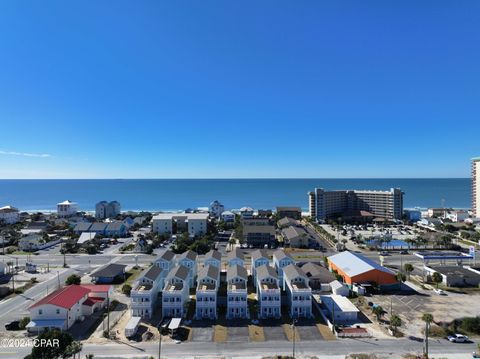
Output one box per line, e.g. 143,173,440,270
372,306,385,321
396,272,406,283
65,274,81,285
122,284,132,296
404,263,414,280
431,272,443,289
64,341,82,359
390,314,402,335
422,313,434,359
25,329,74,359
18,317,30,330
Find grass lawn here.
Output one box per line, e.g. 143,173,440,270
118,267,143,288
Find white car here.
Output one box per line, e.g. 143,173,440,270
447,334,469,343
434,288,447,295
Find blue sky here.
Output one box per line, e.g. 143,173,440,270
0,1,479,179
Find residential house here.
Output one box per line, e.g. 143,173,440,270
277,217,298,229
281,226,310,248
89,222,108,235
195,265,220,319
131,266,165,318
73,222,93,234
0,206,20,224
155,250,176,271
227,247,244,267
239,207,254,219
176,250,198,287
162,265,191,318
250,249,269,280
300,262,335,291
57,200,79,218
221,211,235,224
272,249,295,290
204,249,222,268
255,265,281,319
91,263,126,284
226,265,248,319
209,200,225,218
283,264,312,318
105,221,127,237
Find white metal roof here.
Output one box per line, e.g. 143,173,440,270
321,294,360,313
125,316,141,330
328,251,394,277
78,232,96,244
168,318,182,330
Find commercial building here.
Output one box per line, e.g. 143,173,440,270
131,266,165,318
152,213,208,237
57,200,79,218
473,157,480,218
276,207,302,220
283,264,312,318
162,265,191,318
327,251,398,289
320,294,359,324
226,265,248,319
195,265,220,319
308,188,404,222
255,265,281,319
424,266,480,287
0,206,20,224
95,201,121,219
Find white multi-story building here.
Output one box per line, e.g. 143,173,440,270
283,264,312,318
308,187,404,222
255,265,281,319
204,249,222,268
130,266,165,318
152,213,209,237
162,265,191,318
0,206,20,224
176,250,198,287
221,211,235,224
226,265,248,319
209,200,225,218
473,157,480,218
239,207,254,219
95,201,121,219
272,249,295,290
155,250,176,272
195,265,220,319
57,200,79,218
251,249,269,280
227,247,244,267
445,210,469,223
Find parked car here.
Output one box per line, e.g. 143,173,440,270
434,288,447,295
5,321,20,331
448,334,469,343
399,250,408,254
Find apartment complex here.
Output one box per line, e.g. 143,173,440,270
308,187,404,222
152,213,208,237
95,201,121,219
473,157,480,218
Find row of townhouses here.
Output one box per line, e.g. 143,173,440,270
130,248,313,320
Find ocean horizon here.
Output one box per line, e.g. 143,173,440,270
0,178,472,212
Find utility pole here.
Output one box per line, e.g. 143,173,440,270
107,290,110,338
57,272,60,288
62,242,67,268
331,300,335,333
424,321,430,359
292,318,296,359
158,326,162,359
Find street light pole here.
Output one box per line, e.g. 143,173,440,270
292,318,296,359
158,327,162,359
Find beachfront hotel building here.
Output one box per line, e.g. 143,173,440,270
308,187,404,222
152,213,208,237
473,157,480,218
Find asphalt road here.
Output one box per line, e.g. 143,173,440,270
0,337,476,358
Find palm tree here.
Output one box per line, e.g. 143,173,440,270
372,306,384,321
422,313,434,359
404,263,414,280
431,272,443,288
390,314,402,335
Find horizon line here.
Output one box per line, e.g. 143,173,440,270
0,177,471,180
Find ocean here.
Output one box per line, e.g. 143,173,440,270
0,178,471,212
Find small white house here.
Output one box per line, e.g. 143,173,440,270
57,200,79,218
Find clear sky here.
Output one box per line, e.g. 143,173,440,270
0,1,479,179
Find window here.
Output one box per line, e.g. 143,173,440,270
39,309,43,315
56,309,60,314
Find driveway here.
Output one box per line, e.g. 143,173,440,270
191,327,213,342
296,324,322,341
227,325,249,342
263,325,286,341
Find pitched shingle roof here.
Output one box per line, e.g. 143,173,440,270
166,265,190,281
256,264,278,281
205,249,221,261
282,226,307,241
227,264,248,281
74,222,93,232
178,250,198,262
273,249,294,262
90,222,108,232
91,263,126,278
105,222,125,231
227,247,244,262
198,265,219,281
251,249,269,261
277,217,298,228
158,250,175,262
301,262,335,283
283,264,307,281
143,266,163,281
